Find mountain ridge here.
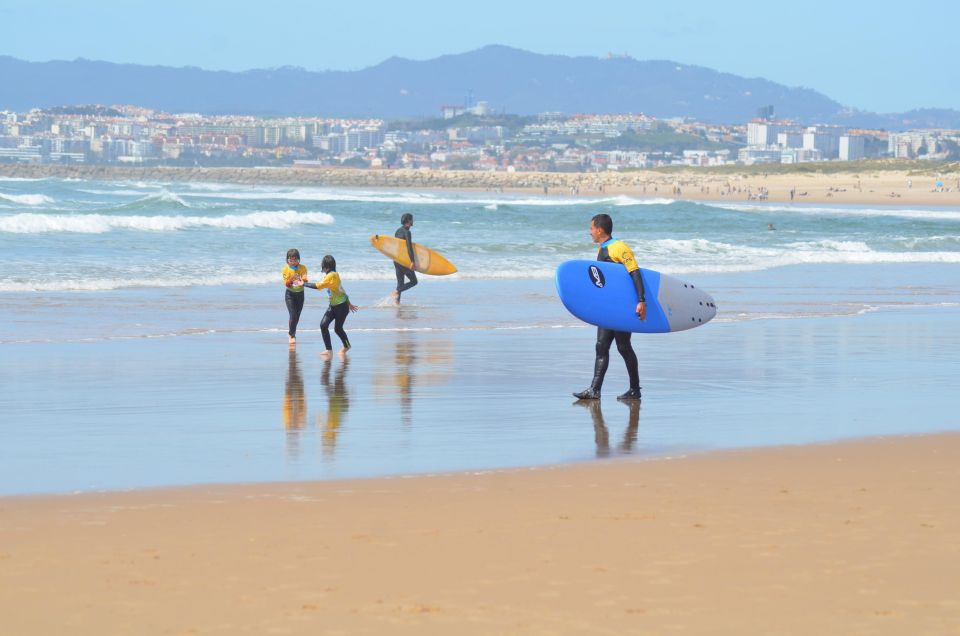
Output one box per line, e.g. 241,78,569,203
1,45,958,129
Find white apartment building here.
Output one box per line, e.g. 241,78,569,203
888,131,940,158
802,125,845,159
747,121,783,146
781,148,823,164
777,131,804,149
738,147,782,164
839,135,866,161
747,120,805,146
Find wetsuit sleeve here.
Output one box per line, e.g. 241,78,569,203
311,272,336,291
282,267,295,288
403,229,415,262
629,269,646,303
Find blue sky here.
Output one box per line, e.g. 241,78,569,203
2,0,956,113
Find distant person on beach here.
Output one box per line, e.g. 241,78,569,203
573,213,645,402
768,223,776,231
306,255,358,360
391,213,418,304
282,248,309,346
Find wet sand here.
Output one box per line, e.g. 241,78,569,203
3,433,960,634
2,163,959,206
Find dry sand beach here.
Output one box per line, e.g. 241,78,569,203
3,163,960,206
3,433,960,635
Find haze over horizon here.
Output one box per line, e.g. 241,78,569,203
2,0,957,114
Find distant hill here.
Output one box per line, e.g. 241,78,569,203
1,45,958,129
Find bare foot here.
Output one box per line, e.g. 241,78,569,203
288,336,296,346
338,348,348,360
319,350,332,360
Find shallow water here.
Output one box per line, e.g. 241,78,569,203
1,178,959,494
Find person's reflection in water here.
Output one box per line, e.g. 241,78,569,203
319,357,350,457
283,350,306,459
574,399,640,457
395,334,417,428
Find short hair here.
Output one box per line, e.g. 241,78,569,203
321,254,336,273
401,213,414,225
286,248,301,260
591,213,613,235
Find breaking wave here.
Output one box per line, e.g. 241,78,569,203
0,210,335,234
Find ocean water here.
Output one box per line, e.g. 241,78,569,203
2,177,959,494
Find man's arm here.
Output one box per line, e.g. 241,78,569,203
612,242,646,321
402,228,416,264
628,269,647,321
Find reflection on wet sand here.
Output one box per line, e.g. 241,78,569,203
283,351,306,458
319,357,350,457
394,336,416,427
574,399,640,457
372,334,454,427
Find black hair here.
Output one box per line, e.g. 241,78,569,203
286,248,301,260
321,255,336,273
591,213,613,235
401,213,414,225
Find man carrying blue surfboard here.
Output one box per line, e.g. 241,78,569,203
573,214,645,402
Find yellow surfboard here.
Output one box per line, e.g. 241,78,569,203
369,235,457,275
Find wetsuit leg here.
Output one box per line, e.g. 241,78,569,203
286,289,305,337
319,305,335,350
332,302,350,348
394,262,418,301
590,327,617,391
613,330,640,390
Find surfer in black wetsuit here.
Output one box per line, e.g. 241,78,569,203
573,213,646,402
391,213,418,304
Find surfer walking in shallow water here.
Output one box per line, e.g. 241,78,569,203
391,213,418,304
573,214,645,402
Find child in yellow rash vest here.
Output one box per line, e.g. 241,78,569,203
305,254,359,359
282,248,309,346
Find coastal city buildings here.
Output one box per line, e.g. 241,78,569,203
1,105,957,170
739,117,959,165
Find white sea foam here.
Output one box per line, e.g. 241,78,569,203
894,235,960,249
174,187,674,208
78,188,155,196
0,192,55,206
0,210,335,233
612,196,676,206
707,201,960,222
640,238,960,274
0,272,280,292
139,191,191,208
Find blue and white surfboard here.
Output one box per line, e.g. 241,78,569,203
555,260,716,333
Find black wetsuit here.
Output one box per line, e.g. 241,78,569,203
320,302,350,351
394,225,418,300
286,289,305,338
587,240,645,393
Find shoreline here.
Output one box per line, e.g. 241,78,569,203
4,432,959,633
3,163,960,206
